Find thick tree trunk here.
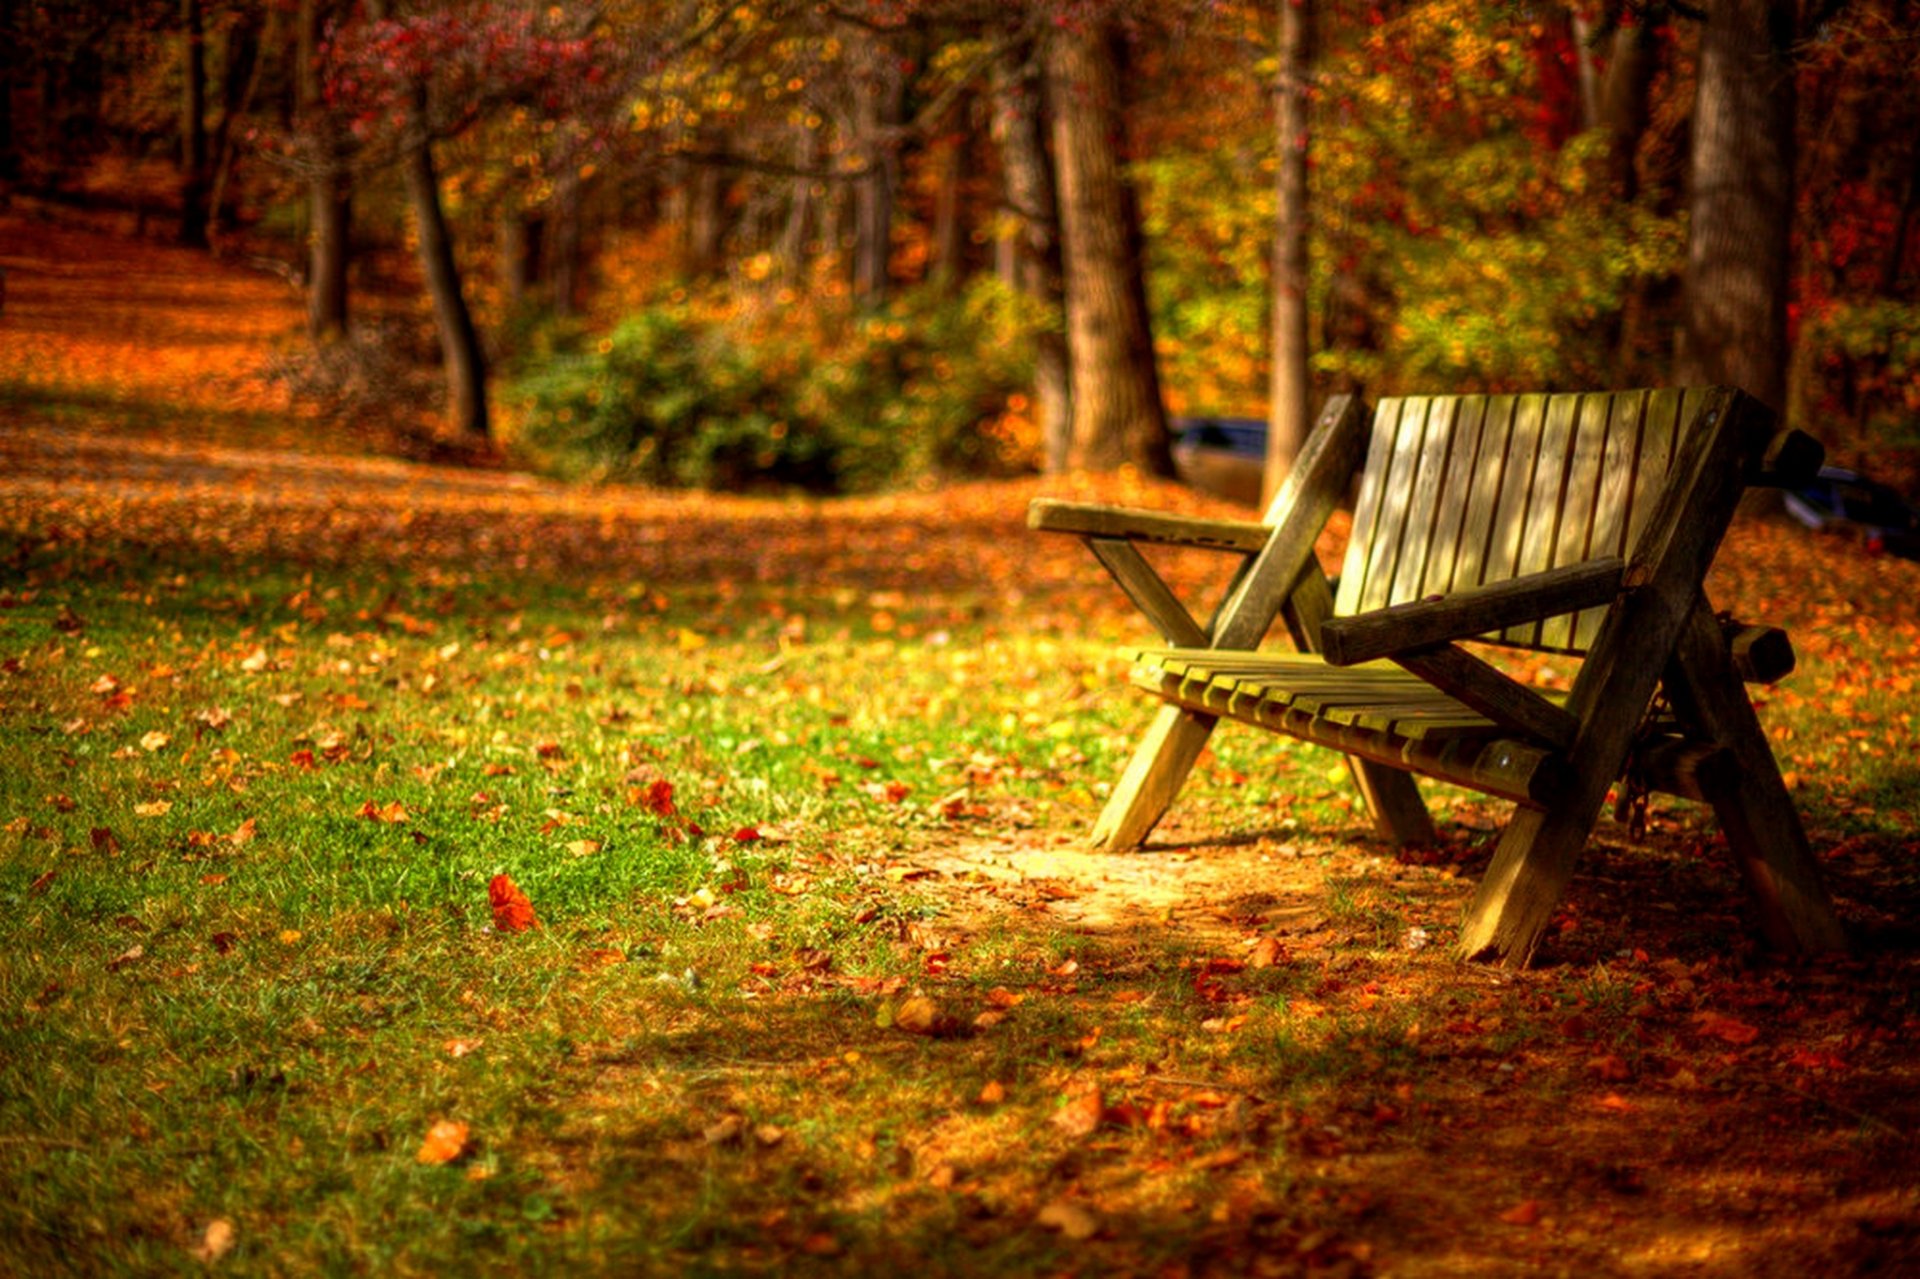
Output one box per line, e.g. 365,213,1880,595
1264,0,1313,505
400,90,489,438
179,0,209,247
1678,0,1796,414
1047,22,1171,476
994,55,1071,472
0,0,16,186
778,123,817,279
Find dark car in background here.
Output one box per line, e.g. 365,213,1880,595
1171,416,1268,506
1783,466,1920,560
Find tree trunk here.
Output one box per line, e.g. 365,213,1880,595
206,4,266,246
852,34,904,303
778,122,817,279
548,167,583,316
499,207,541,309
179,0,209,247
1678,0,1796,415
0,0,17,186
1047,22,1171,476
1570,5,1601,132
1264,0,1313,506
400,86,489,438
298,0,349,339
994,55,1071,471
1600,4,1658,201
930,124,965,290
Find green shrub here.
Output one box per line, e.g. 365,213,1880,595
503,279,1042,492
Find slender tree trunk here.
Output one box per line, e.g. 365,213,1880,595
1264,0,1313,505
1678,0,1796,414
400,84,489,438
1600,4,1658,202
179,0,209,247
930,118,965,290
779,122,817,279
994,55,1071,472
499,207,540,308
298,0,349,339
0,0,17,186
1047,22,1171,475
548,167,583,316
1570,5,1601,132
206,5,266,246
852,34,904,303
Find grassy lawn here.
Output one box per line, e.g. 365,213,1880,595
3,216,1919,1276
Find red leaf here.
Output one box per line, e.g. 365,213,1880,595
488,874,539,933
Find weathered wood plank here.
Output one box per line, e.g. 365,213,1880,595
1318,558,1624,667
1538,394,1615,649
1333,399,1407,617
1028,500,1271,552
1506,394,1582,645
1573,390,1648,649
1451,395,1517,594
1392,644,1579,749
1422,396,1489,597
1088,704,1217,850
1357,398,1434,614
1480,394,1547,611
1391,398,1461,603
1087,538,1210,648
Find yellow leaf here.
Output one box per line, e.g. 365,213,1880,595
134,801,172,818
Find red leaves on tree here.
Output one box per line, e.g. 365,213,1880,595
488,874,538,933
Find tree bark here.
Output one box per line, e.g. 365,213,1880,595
400,84,489,438
852,33,904,303
298,0,350,340
547,167,583,317
994,54,1071,472
206,4,266,245
1047,21,1171,476
179,0,209,247
1599,3,1659,201
1264,0,1313,505
1678,0,1796,414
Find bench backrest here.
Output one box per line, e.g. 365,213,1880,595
1331,388,1719,655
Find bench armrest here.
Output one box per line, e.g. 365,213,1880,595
1319,558,1626,667
1027,500,1271,554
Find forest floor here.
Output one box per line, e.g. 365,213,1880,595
2,208,1919,1277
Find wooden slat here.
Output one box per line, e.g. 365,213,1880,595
1421,396,1489,598
1029,501,1272,553
1318,558,1624,667
1390,398,1460,603
1573,390,1648,649
1505,394,1582,645
1622,387,1684,561
1394,644,1579,749
1334,399,1408,617
1088,539,1210,648
1450,395,1518,594
1538,394,1616,649
1479,394,1547,610
1358,396,1435,613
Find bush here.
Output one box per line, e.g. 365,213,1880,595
503,279,1044,492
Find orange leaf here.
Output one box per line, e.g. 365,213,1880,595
357,800,409,824
487,874,539,933
1052,1086,1104,1138
1498,1199,1542,1226
1694,1012,1761,1045
415,1119,471,1165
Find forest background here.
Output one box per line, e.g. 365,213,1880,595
6,0,1918,494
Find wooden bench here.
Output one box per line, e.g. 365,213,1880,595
1032,387,1847,966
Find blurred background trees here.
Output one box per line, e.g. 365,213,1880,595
2,0,1915,492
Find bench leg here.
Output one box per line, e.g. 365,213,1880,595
1667,604,1848,953
1455,798,1607,966
1091,704,1217,850
1347,760,1436,847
